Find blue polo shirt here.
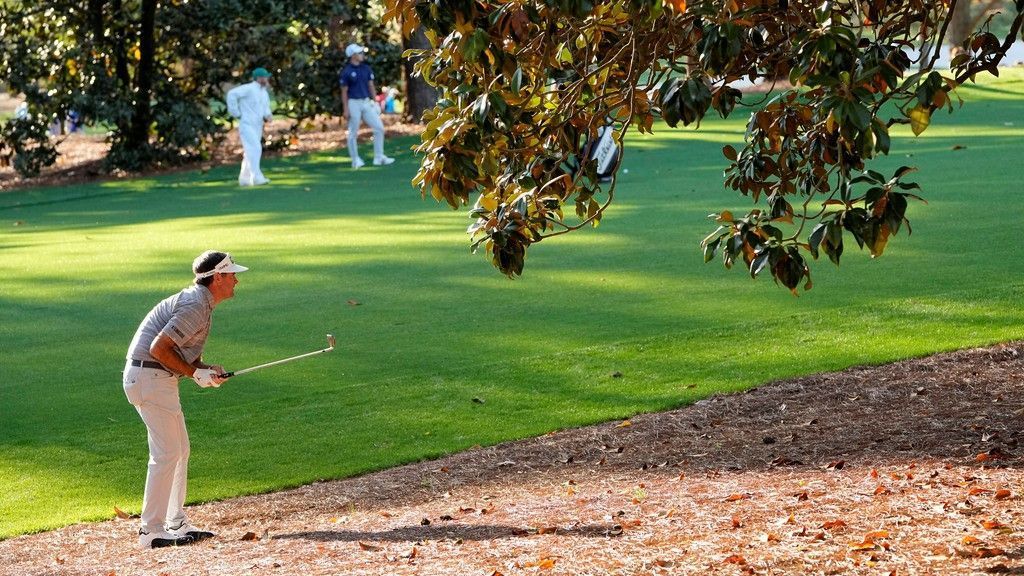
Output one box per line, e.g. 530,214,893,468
340,63,375,100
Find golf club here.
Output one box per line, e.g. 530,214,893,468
219,334,335,378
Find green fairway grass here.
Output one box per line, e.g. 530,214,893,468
1,69,1022,539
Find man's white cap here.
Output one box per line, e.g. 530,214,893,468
195,253,249,279
345,43,366,58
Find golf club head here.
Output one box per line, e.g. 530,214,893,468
326,333,336,350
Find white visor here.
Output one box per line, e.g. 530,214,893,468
194,254,249,279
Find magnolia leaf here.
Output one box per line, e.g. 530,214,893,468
909,104,931,136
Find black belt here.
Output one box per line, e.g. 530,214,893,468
130,359,168,371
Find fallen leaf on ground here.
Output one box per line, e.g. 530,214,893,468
725,493,750,502
616,420,632,428
113,506,130,520
994,489,1012,500
240,532,258,541
358,541,382,551
976,547,1006,558
821,520,847,530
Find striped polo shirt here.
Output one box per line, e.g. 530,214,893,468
126,284,216,374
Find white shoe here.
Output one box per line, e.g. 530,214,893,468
254,178,270,185
167,520,216,542
352,158,365,169
138,529,193,549
373,156,395,166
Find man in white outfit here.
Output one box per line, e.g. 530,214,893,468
123,250,248,548
340,43,394,169
226,68,273,185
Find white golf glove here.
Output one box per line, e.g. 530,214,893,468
192,368,221,388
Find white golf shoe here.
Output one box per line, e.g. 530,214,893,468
168,520,216,542
373,156,395,166
139,529,193,549
352,158,366,169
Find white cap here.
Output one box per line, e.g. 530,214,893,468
345,43,366,58
194,253,249,279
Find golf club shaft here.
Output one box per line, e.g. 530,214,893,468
220,334,335,378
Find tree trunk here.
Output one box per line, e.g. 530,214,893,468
126,0,156,152
111,0,132,90
401,24,437,123
946,0,973,59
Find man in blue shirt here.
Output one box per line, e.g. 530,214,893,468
340,43,394,169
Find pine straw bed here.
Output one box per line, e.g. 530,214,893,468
2,342,1023,575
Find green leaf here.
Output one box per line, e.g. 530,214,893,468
808,222,828,258
750,249,770,278
474,94,490,124
703,237,721,263
510,67,523,95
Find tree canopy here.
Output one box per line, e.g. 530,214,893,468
385,0,1023,293
0,1,401,175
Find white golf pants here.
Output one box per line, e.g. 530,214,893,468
238,122,267,185
347,98,385,163
123,364,190,533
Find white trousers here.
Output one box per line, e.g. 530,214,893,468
238,122,266,185
123,364,190,533
347,98,385,163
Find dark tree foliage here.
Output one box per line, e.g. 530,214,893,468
385,0,1023,292
0,1,401,175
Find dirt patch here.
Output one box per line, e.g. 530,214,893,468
0,115,423,193
3,343,1023,575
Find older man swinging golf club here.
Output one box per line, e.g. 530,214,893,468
123,250,247,549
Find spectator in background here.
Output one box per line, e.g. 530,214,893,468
226,67,273,186
340,43,394,169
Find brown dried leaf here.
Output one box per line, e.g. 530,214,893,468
976,547,1006,558
821,520,847,530
113,506,130,520
358,541,382,551
981,519,1007,530
240,531,259,541
616,420,632,428
968,487,991,496
874,485,890,495
994,489,1012,500
525,557,557,570
731,515,743,529
794,490,809,501
962,535,983,545
725,493,750,502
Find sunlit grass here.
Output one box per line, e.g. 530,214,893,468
1,69,1022,538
